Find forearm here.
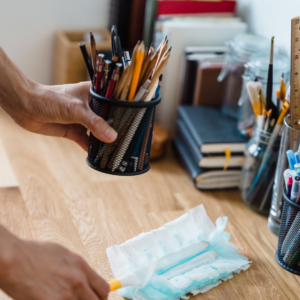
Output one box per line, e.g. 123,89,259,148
0,47,36,115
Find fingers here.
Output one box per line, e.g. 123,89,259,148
71,103,117,144
62,124,89,152
83,264,110,300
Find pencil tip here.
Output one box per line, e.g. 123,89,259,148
165,35,168,40
271,36,274,43
282,72,284,78
169,46,172,51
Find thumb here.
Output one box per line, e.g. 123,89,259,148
72,103,117,143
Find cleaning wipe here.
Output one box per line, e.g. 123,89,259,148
106,205,251,300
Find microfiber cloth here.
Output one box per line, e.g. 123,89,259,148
106,205,251,300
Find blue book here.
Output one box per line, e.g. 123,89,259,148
177,119,244,169
178,106,248,154
173,136,241,190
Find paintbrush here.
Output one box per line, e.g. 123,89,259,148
266,36,277,120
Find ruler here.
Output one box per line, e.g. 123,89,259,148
290,16,300,130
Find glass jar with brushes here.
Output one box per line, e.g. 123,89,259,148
238,51,290,136
241,102,290,215
218,33,270,120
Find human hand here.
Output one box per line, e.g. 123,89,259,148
0,238,110,300
0,47,117,151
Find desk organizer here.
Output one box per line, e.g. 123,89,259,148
87,87,161,176
276,188,300,275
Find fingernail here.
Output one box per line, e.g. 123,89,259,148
104,128,117,142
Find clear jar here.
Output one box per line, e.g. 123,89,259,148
238,51,290,135
269,116,300,235
241,126,281,215
218,33,270,119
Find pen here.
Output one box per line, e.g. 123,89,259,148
287,175,293,198
102,60,111,96
105,63,122,99
95,54,105,93
79,42,94,82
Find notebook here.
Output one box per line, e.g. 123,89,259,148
177,106,248,153
181,48,227,105
173,136,241,190
177,119,244,168
157,0,237,17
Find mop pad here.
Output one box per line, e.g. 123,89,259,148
106,205,251,300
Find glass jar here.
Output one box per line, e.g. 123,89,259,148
269,116,300,236
238,51,290,135
241,126,281,215
218,33,270,120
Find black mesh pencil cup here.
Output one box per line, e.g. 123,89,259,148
87,87,161,176
276,188,300,275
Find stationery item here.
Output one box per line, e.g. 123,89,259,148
111,83,158,172
266,37,277,120
276,188,300,274
150,123,168,160
178,106,248,154
297,169,300,176
157,0,237,16
295,152,300,164
241,125,281,215
181,47,227,105
287,175,293,198
90,32,97,80
281,212,300,256
290,17,300,132
287,150,296,171
124,51,131,67
102,60,112,96
177,119,244,169
107,204,250,297
155,74,163,99
246,82,266,118
270,116,300,236
79,42,94,82
95,54,105,93
173,136,242,190
105,63,122,98
128,42,145,101
85,28,169,176
290,176,300,202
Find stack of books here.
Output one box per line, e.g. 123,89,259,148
173,106,248,190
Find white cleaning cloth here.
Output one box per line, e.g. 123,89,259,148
106,205,251,300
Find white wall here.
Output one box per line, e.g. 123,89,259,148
237,0,300,56
0,0,110,85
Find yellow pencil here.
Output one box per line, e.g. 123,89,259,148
128,42,145,102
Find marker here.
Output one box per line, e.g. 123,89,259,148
295,163,300,172
290,176,300,201
295,152,300,164
287,175,293,198
297,169,300,177
287,150,296,170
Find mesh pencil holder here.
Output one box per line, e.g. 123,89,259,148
87,87,161,176
276,188,300,275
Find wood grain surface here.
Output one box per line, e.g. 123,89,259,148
0,108,298,300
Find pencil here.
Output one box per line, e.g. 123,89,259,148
139,50,159,87
138,51,152,86
90,32,97,80
128,42,145,102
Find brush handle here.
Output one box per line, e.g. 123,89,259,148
108,279,122,291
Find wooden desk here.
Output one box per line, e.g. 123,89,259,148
0,108,299,300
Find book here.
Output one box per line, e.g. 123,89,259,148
181,47,227,105
192,57,225,106
177,119,244,168
157,0,236,17
154,17,247,132
178,106,248,153
173,136,241,190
